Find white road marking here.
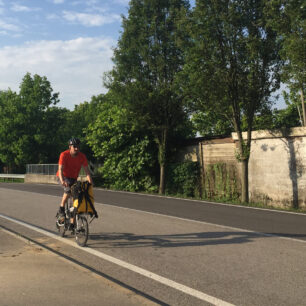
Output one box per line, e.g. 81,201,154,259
0,186,305,244
99,203,306,244
0,213,235,306
1,184,306,216
95,187,306,216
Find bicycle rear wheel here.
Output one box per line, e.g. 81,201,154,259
75,215,88,247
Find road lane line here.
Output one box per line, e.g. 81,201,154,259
1,187,305,243
99,203,306,244
1,185,306,216
0,213,235,306
97,188,306,215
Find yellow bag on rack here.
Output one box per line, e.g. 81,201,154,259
72,181,98,217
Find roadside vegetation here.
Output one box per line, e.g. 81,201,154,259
0,178,24,183
0,0,304,210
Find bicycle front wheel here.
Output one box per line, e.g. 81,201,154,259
56,214,66,237
75,215,88,247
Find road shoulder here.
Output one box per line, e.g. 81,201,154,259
0,227,158,306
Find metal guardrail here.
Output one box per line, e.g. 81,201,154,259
0,174,25,181
0,174,25,178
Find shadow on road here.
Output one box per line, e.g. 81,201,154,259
87,231,270,249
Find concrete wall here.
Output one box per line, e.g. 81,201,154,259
25,174,87,184
25,174,58,184
233,128,306,209
180,127,306,209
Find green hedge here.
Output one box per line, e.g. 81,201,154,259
166,162,200,197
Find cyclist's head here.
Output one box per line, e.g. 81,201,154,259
68,137,81,147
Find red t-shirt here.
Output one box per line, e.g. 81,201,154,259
56,150,88,179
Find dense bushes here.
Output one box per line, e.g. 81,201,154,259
166,162,200,197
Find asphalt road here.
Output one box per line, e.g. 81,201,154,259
2,182,306,240
1,182,306,305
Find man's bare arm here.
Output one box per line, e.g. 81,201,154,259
58,164,67,186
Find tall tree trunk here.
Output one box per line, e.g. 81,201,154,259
300,88,306,127
232,112,250,203
198,142,204,198
159,163,165,194
157,128,168,195
241,158,249,203
296,103,302,125
235,129,250,203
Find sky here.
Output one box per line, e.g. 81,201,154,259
0,0,286,110
0,0,129,109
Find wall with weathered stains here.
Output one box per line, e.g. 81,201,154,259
234,128,306,209
180,128,306,209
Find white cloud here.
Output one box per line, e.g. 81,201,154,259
53,0,65,4
0,20,20,32
46,13,59,20
11,3,40,12
0,37,115,109
113,0,130,4
71,1,82,5
63,10,120,27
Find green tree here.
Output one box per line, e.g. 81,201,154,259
267,0,306,125
272,103,301,128
0,89,22,172
182,0,282,202
0,73,61,171
41,106,72,162
106,0,190,194
69,96,102,161
86,94,157,191
242,104,300,131
191,110,233,136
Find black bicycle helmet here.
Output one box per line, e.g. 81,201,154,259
68,137,81,146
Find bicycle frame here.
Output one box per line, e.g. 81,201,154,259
56,193,93,247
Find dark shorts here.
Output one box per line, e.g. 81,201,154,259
57,177,77,194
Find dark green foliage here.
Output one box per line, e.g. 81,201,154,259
106,0,191,193
166,162,200,197
181,0,282,202
0,73,65,172
192,111,233,137
69,95,102,161
266,0,305,125
86,93,158,192
272,104,301,129
242,103,301,131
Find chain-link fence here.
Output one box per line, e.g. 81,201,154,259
26,164,58,175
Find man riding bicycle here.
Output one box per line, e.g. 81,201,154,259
56,137,93,230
